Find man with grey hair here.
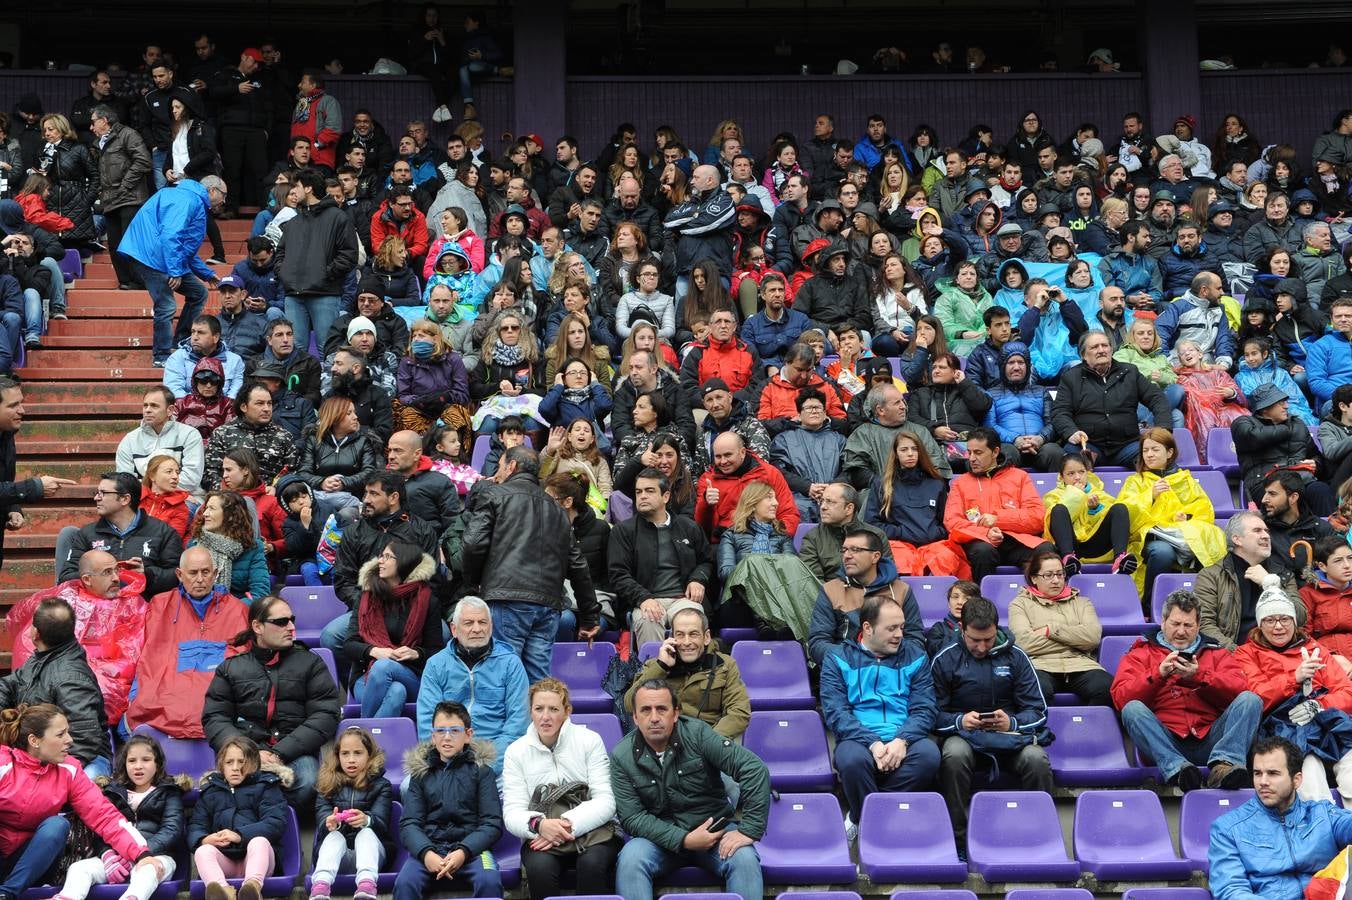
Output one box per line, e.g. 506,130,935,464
1295,220,1345,300
416,595,529,774
611,347,697,450
799,482,893,582
1052,330,1170,465
462,445,600,682
842,384,951,488
89,103,152,291
1112,590,1261,792
1197,511,1305,650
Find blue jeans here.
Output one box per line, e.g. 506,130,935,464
489,601,559,684
38,257,66,314
1142,538,1180,605
0,314,18,372
1121,692,1263,780
83,755,112,780
0,814,69,894
133,260,207,361
320,611,353,684
615,831,762,900
20,289,42,341
151,149,167,191
1062,440,1139,467
354,658,421,717
286,753,319,811
394,851,501,900
284,294,340,357
457,61,497,104
870,333,906,358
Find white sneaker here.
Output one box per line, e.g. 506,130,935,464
432,104,452,123
844,813,858,843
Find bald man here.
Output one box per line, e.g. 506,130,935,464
664,163,737,301
694,432,799,541
385,429,462,533
79,549,125,599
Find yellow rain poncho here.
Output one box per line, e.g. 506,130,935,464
1116,467,1228,594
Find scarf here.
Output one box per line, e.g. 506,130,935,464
748,518,774,554
293,91,315,125
563,386,591,406
1226,132,1249,145
1154,631,1203,655
358,579,431,651
195,529,243,587
491,339,526,367
1028,583,1074,602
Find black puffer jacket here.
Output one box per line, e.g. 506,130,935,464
169,119,221,181
462,472,599,626
794,264,873,335
97,122,152,213
296,426,384,495
607,512,714,623
334,512,440,609
41,138,99,243
276,197,360,297
313,771,394,859
0,639,107,765
1232,413,1321,499
189,766,289,859
200,642,342,763
100,776,190,857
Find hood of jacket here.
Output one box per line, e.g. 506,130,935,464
835,555,900,590
402,738,497,780
435,241,471,269
996,258,1030,285
1275,277,1309,304
998,340,1032,388
356,552,437,592
196,759,294,791
971,199,1004,235
910,206,942,239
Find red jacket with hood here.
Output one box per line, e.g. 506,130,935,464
171,356,235,443
1301,578,1352,660
1110,628,1250,739
694,451,800,540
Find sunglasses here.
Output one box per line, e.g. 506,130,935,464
500,324,521,332
265,615,297,627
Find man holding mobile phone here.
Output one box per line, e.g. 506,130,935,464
931,596,1053,851
1111,589,1261,793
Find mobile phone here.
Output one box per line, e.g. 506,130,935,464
978,711,996,720
1176,650,1195,662
708,815,730,832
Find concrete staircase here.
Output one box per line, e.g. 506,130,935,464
2,213,257,660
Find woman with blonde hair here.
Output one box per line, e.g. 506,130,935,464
36,112,98,246
295,395,383,513
607,144,644,194
863,429,969,577
717,482,792,581
704,120,744,164
617,320,678,377
596,220,657,310
354,235,421,308
1114,317,1186,427
393,318,472,434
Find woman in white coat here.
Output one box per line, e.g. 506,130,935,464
502,677,621,900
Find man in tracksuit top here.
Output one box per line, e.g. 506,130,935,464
931,596,1054,850
820,590,940,840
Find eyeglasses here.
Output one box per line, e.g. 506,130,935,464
841,545,877,555
500,324,521,333
93,489,128,498
1033,571,1067,581
431,726,467,736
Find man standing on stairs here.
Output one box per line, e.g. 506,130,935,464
117,175,225,368
0,376,77,571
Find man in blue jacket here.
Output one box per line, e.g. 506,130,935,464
1307,297,1352,415
931,596,1053,851
1209,736,1352,899
117,177,226,367
820,589,940,840
1154,271,1237,370
1096,221,1163,312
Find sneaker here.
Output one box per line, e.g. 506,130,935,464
237,878,261,900
205,257,227,266
118,282,138,290
1169,765,1203,793
1062,554,1082,577
153,359,166,369
309,881,332,900
432,104,452,123
843,813,858,843
217,209,237,221
1112,552,1139,575
462,102,478,121
24,338,41,350
353,880,377,900
51,312,68,319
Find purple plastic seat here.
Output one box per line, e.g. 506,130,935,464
1150,574,1197,623
1030,472,1059,496
1194,469,1239,518
492,832,521,888
889,892,978,900
1068,574,1146,636
638,640,662,660
59,248,83,283
1004,892,1094,900
310,647,341,693
306,802,406,892
967,791,1080,882
1073,789,1192,880
284,574,304,586
1121,890,1213,899
659,895,738,900
1171,428,1202,468
338,717,417,791
1097,635,1138,676
570,713,623,753
190,808,301,897
280,585,348,644
758,793,856,883
546,896,625,900
605,490,634,523
793,522,813,552
1206,427,1239,478
719,627,757,644
1179,789,1253,872
743,710,834,791
903,576,957,626
470,434,493,472
979,575,1025,620
1098,471,1132,495
550,641,617,712
783,894,862,900
131,724,217,783
858,792,968,883
887,356,902,377
1045,707,1142,787
730,640,814,709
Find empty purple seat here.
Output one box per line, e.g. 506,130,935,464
190,808,301,898
967,791,1080,882
889,892,978,900
338,717,417,791
1206,427,1239,477
1098,472,1131,495
1172,428,1202,468
782,894,862,900
550,642,617,712
659,895,738,900
470,434,493,472
743,710,833,791
546,896,625,900
131,724,217,783
1068,574,1146,636
979,575,1025,619
1045,707,1142,787
1030,473,1059,496
605,490,634,523
310,647,341,693
570,713,623,753
1005,892,1094,900
1097,635,1138,676
1194,469,1239,518
59,248,83,283
730,641,814,709
490,832,521,888
793,522,813,552
284,574,304,586
1073,789,1192,880
1150,574,1197,623
758,793,856,883
1179,788,1253,872
1121,890,1213,899
638,640,662,660
903,576,957,626
280,585,348,643
858,792,968,883
719,627,757,644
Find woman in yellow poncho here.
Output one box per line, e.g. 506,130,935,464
1042,452,1136,577
1116,426,1227,602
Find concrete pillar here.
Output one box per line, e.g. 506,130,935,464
512,0,567,145
1137,0,1202,133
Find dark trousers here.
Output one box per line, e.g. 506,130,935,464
411,62,453,107
221,126,268,209
1036,667,1113,706
104,204,141,288
393,853,501,900
520,839,620,900
1001,441,1065,473
940,735,1053,846
205,211,225,259
964,538,1055,584
1047,502,1130,560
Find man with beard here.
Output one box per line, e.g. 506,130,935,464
326,346,393,443
1259,470,1333,575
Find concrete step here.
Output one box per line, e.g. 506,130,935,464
14,457,111,482
19,381,160,404
15,366,162,380
19,347,153,369
48,318,152,337
37,334,154,350
14,439,121,457
15,419,138,442
15,505,98,533
83,262,231,279
24,400,143,417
